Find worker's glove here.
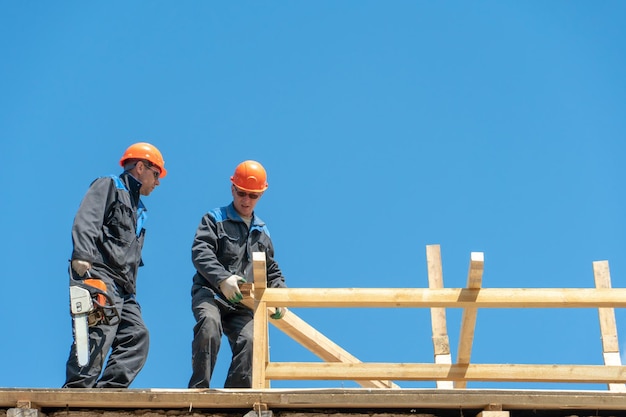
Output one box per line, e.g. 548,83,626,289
220,275,246,303
71,259,92,277
270,307,287,320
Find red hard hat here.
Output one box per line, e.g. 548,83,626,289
230,160,268,193
119,142,167,178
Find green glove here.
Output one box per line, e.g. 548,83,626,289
219,275,246,303
270,307,286,320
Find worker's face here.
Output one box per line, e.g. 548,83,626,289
232,185,262,217
137,160,161,196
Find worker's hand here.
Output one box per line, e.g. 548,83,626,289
270,307,287,320
220,275,246,303
71,259,92,277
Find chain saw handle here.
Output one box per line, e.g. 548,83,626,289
83,278,107,306
68,264,120,327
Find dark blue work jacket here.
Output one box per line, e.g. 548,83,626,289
71,172,147,294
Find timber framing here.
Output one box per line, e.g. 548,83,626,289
243,245,626,389
4,245,626,416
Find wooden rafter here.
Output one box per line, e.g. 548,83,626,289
426,244,453,389
593,260,626,392
455,251,484,388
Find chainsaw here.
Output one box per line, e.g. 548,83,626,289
69,265,120,366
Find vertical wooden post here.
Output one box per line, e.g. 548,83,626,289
252,251,269,388
426,244,454,389
455,251,484,388
593,260,626,392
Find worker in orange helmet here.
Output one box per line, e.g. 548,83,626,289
63,142,166,388
188,160,288,388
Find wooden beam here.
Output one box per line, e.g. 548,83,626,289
593,260,626,392
255,287,626,308
253,252,268,290
455,251,484,388
5,388,626,411
477,412,509,417
265,362,626,383
252,252,269,389
426,244,453,389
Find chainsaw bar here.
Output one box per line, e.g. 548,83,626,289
69,285,93,366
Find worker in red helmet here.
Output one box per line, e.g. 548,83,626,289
188,160,288,388
63,142,166,388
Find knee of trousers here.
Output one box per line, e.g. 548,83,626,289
193,315,222,346
131,324,150,354
232,333,254,356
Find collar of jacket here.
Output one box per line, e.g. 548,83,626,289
225,202,265,227
119,171,143,208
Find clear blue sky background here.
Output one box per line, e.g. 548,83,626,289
1,1,626,391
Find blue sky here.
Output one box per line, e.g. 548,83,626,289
1,1,626,390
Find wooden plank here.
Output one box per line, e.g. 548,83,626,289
433,353,453,387
5,388,626,411
256,287,626,308
455,252,484,389
593,260,626,392
425,244,453,389
593,261,620,352
266,362,626,383
425,245,450,355
252,252,269,388
253,252,267,289
477,412,509,417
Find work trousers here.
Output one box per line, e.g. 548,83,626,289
63,284,149,388
188,285,254,388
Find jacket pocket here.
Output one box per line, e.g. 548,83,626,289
102,201,136,268
217,227,244,273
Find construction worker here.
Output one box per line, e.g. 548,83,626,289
63,142,167,388
188,160,287,388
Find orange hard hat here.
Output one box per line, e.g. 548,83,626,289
230,160,268,193
119,142,167,178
